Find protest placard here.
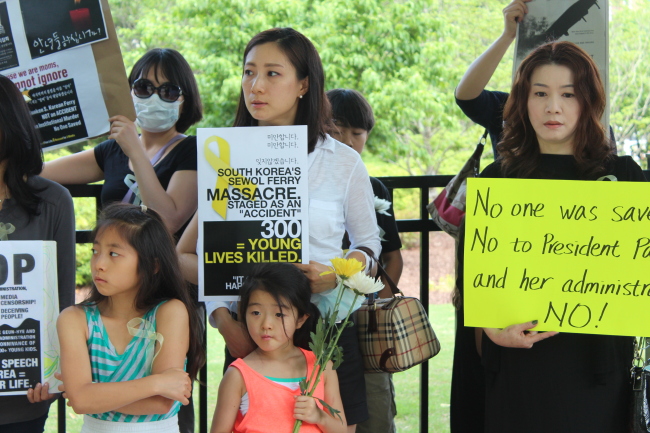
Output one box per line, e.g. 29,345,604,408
197,126,309,301
1,0,132,149
0,241,59,396
19,0,108,59
464,178,650,337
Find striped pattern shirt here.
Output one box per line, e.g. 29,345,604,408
84,302,181,422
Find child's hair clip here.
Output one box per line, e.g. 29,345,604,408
140,204,148,213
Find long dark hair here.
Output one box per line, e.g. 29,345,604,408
0,74,45,216
239,263,319,351
233,28,332,153
498,41,613,179
81,203,205,380
129,48,203,133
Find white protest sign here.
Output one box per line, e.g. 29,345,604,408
197,126,309,301
0,241,59,396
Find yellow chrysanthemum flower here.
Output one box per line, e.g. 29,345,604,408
320,257,364,279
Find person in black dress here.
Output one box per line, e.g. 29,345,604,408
457,41,646,433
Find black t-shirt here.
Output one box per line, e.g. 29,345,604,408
94,135,197,206
456,90,508,156
369,176,402,254
456,90,617,158
94,135,197,239
472,154,644,433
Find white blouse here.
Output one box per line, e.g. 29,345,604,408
207,134,380,322
307,134,380,264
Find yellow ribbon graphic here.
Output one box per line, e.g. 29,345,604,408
204,136,257,219
127,317,164,373
0,223,16,241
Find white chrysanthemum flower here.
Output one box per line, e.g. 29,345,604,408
345,272,384,295
374,196,391,216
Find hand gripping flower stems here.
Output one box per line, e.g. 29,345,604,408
293,258,383,433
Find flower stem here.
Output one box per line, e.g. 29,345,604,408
306,293,360,397
293,271,363,432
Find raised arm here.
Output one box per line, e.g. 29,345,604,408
109,115,198,233
58,302,191,415
455,0,530,101
41,149,104,185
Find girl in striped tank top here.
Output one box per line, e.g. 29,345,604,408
211,263,346,433
56,203,205,433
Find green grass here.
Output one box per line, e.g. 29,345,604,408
392,304,454,433
45,303,455,432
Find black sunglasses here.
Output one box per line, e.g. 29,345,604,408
132,78,183,103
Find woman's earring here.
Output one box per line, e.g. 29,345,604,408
299,95,303,99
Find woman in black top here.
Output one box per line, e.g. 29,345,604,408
458,41,646,433
43,48,203,237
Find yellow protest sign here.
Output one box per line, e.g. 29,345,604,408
464,178,650,337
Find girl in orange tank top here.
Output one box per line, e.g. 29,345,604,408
210,263,346,433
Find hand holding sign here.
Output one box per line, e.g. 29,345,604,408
26,381,57,403
108,115,141,159
294,261,338,293
483,320,558,349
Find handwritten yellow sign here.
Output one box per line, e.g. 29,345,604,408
464,178,650,337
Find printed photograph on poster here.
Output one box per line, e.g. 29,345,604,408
0,2,19,71
197,126,310,301
514,0,608,76
19,0,108,59
0,241,60,396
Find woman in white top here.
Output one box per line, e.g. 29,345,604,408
177,28,379,431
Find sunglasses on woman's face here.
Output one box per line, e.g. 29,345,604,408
132,78,183,102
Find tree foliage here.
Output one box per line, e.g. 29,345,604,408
58,0,648,286
610,0,650,165
104,0,650,176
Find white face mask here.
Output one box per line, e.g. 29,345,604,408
133,94,182,133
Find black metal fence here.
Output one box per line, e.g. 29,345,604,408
56,170,650,432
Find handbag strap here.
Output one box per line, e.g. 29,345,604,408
356,246,402,297
473,129,489,176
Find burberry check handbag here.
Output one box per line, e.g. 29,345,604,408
356,248,440,373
